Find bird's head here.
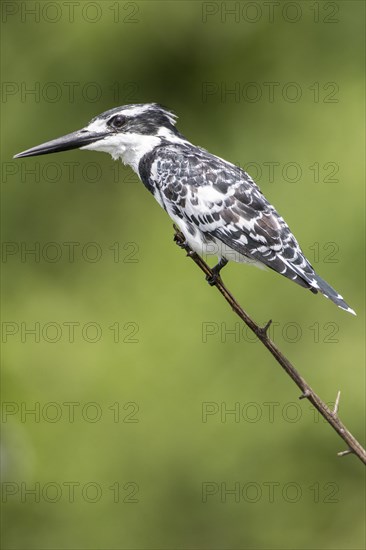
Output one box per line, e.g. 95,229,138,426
14,103,184,171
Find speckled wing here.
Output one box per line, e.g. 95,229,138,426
143,144,316,289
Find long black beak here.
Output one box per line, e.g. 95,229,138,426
14,129,108,159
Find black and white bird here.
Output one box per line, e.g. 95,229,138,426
14,103,355,314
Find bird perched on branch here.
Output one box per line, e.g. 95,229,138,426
14,103,355,314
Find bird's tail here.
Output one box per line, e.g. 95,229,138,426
311,273,356,315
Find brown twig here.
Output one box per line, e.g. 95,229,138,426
173,227,366,465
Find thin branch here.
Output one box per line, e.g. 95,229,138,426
173,227,366,465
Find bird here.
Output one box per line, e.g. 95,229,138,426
14,103,355,315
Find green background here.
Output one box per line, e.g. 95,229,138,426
1,1,365,549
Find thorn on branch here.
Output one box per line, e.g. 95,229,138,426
338,449,353,457
299,390,311,400
260,319,272,337
333,390,341,416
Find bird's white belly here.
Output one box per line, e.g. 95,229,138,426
170,213,264,268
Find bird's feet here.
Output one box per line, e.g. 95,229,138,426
173,232,195,257
174,232,188,249
206,272,220,286
206,258,228,286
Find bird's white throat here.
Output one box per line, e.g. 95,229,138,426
81,133,161,173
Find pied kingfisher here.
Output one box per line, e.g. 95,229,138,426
15,103,355,315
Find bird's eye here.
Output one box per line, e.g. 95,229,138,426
108,115,126,129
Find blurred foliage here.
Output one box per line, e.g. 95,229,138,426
1,1,365,549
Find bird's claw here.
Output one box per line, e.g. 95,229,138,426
174,233,188,250
206,258,228,286
206,270,221,286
